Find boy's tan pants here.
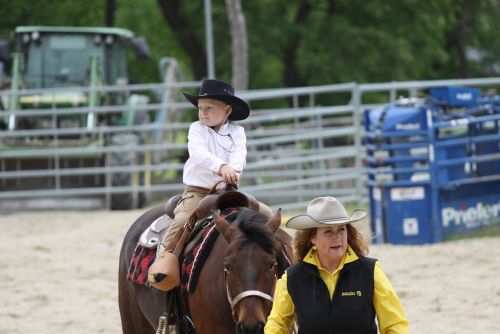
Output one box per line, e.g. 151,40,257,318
162,185,210,251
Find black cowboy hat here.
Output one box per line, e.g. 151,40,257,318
183,79,250,121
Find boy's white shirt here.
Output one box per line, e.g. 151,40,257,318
183,121,247,189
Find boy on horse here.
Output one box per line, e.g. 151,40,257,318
148,79,270,291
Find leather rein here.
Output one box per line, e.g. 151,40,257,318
224,262,278,322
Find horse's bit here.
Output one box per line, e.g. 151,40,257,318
224,261,277,322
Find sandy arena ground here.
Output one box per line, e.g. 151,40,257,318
0,209,499,334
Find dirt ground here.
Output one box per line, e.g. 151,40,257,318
0,209,499,334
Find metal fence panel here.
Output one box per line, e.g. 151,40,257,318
1,77,500,211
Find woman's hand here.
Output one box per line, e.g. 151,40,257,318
219,164,240,185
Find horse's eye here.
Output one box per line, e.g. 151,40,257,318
224,264,231,273
268,261,277,271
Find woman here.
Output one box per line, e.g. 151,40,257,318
265,196,408,334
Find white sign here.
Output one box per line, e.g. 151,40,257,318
456,92,473,101
403,218,419,236
395,123,421,130
390,187,425,201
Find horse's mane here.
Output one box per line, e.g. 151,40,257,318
232,208,279,255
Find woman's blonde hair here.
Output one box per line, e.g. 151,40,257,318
293,224,369,262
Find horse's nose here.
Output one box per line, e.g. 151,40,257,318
236,321,265,334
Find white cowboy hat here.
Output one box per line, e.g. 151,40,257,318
286,196,367,230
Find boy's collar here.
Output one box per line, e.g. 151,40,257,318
209,121,229,134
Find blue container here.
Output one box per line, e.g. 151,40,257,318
387,185,434,244
369,185,434,244
365,87,500,244
368,186,385,244
468,107,500,176
430,86,480,107
365,105,427,133
365,104,436,244
434,134,469,184
364,105,429,182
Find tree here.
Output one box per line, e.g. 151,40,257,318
225,0,248,90
106,0,115,27
156,0,207,80
2,0,500,87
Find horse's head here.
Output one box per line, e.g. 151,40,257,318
213,208,282,334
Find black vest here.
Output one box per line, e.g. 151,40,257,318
287,255,377,334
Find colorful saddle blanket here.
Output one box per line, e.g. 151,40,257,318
180,207,239,292
127,208,240,290
127,243,156,286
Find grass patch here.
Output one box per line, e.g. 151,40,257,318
444,223,500,241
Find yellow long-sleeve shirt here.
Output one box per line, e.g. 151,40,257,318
265,246,409,334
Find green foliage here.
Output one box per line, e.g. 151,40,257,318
1,0,499,88
115,0,177,83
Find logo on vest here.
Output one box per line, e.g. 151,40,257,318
342,290,362,297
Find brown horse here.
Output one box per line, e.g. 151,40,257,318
118,205,293,334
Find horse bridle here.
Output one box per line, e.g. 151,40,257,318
224,261,278,322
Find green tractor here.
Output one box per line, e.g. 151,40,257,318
0,26,154,210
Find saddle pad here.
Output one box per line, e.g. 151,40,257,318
126,208,239,288
181,207,240,293
127,242,156,286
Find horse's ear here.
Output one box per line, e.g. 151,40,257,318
213,210,237,243
266,208,282,234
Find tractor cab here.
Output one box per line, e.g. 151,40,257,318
1,26,150,130
13,26,149,89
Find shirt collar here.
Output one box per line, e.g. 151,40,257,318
206,122,229,135
303,245,359,273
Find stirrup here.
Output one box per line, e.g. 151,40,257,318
148,250,181,291
155,314,168,334
156,313,180,334
149,222,192,291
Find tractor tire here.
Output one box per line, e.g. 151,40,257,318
110,133,141,210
